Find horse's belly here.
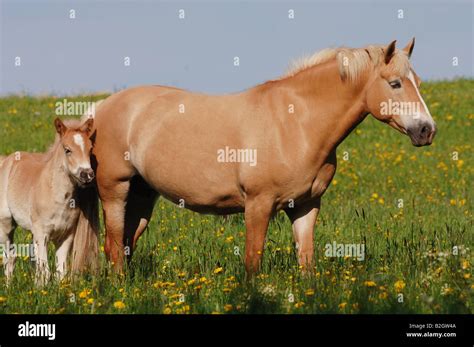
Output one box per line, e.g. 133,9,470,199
138,157,245,213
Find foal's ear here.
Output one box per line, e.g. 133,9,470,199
403,37,415,59
54,118,67,137
384,40,397,64
80,118,94,135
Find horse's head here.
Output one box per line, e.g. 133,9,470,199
365,38,436,146
54,118,95,186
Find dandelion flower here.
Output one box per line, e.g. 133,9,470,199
113,301,126,309
394,280,406,293
294,301,305,308
338,302,347,310
441,286,453,296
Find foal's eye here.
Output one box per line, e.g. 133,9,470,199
64,147,72,155
389,80,402,89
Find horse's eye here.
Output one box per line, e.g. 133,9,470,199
64,147,72,155
389,80,402,89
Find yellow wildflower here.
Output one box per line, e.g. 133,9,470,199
113,301,126,309
394,280,406,293
364,281,377,287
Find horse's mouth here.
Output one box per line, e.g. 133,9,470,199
388,119,408,135
406,124,437,147
407,130,434,147
71,175,95,187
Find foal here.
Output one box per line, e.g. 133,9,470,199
0,118,98,285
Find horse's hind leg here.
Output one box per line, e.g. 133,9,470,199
124,176,158,262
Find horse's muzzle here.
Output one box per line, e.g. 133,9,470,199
408,122,437,147
79,168,95,184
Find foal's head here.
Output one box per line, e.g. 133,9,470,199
54,118,95,186
365,38,436,146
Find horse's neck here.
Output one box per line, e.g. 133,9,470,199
41,146,76,200
272,60,369,159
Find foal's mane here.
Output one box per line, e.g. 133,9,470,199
282,45,411,83
44,119,84,161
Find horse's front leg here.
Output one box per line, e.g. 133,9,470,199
55,233,74,280
33,230,50,286
285,199,320,271
244,196,274,276
99,179,130,271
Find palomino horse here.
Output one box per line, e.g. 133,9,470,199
85,39,436,274
0,118,99,284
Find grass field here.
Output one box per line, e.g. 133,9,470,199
0,79,472,314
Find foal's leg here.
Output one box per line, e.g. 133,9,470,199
0,218,15,282
285,199,320,271
33,230,50,286
244,196,274,275
55,233,74,280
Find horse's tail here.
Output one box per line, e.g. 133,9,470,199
71,185,99,273
70,98,106,273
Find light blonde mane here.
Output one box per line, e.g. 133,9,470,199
284,45,411,83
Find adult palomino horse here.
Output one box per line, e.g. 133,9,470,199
0,118,98,284
86,39,436,274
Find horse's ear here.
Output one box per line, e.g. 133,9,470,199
80,118,94,135
403,37,415,59
54,118,67,137
384,40,397,64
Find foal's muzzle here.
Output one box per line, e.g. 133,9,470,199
79,168,95,184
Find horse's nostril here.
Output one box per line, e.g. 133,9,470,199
421,126,429,134
80,169,94,182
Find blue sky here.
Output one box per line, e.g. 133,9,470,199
1,0,472,96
